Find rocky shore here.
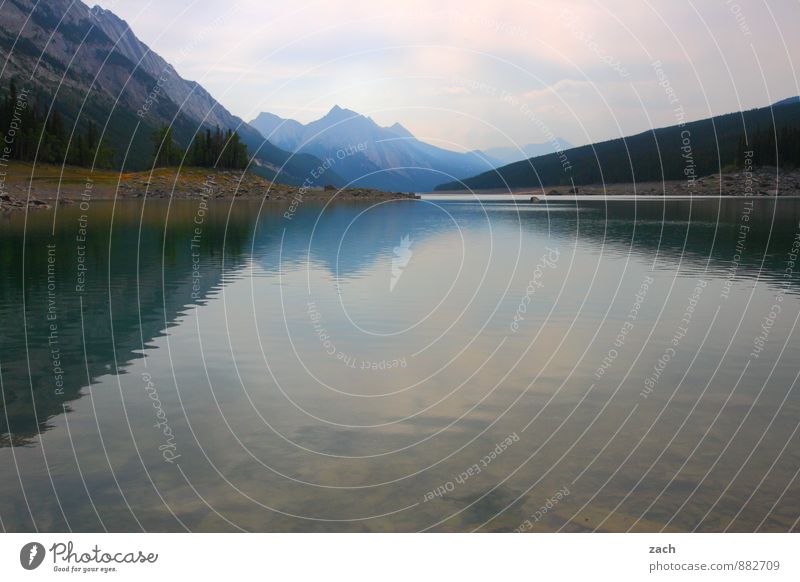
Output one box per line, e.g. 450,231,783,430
539,167,800,197
0,163,419,212
4,164,798,212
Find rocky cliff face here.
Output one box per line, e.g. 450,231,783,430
0,0,340,184
87,5,248,135
1,0,156,117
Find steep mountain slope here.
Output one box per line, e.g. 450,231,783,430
482,139,573,167
436,101,800,191
88,5,244,133
0,0,340,185
774,96,800,107
250,106,494,191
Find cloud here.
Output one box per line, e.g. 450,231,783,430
93,0,800,151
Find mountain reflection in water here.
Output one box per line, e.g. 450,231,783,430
0,197,798,532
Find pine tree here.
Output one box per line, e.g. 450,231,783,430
151,125,183,167
1,78,117,168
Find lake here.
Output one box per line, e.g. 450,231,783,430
1,195,799,532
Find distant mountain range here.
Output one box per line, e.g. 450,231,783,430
437,97,800,191
5,0,795,193
250,107,496,191
0,0,341,185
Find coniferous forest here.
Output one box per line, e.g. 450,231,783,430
739,126,800,168
151,125,249,170
3,72,798,181
2,79,249,171
437,101,800,191
1,80,114,167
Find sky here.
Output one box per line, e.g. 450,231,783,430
92,0,800,152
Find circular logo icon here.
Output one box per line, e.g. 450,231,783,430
20,542,46,570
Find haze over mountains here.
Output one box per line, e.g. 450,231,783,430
437,97,800,191
0,0,342,185
250,107,497,191
2,0,797,194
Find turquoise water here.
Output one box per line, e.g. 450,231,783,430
0,197,798,531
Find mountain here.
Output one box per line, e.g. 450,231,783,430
481,139,573,167
774,96,800,107
250,111,306,152
436,100,800,191
250,106,494,191
0,0,341,185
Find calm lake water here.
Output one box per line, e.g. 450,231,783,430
1,195,799,532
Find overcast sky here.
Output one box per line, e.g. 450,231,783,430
93,0,800,151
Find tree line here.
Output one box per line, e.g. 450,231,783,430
151,125,248,169
737,125,800,168
1,80,113,167
436,102,800,191
2,79,249,170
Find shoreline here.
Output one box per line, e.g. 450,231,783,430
433,167,800,199
0,162,418,212
423,194,800,202
4,163,800,212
